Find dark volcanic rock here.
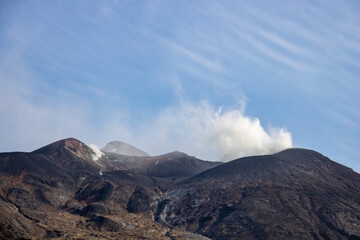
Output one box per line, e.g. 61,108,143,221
76,180,115,203
87,215,120,232
0,152,74,186
78,203,110,217
127,186,151,213
159,149,360,240
0,198,46,239
103,170,155,187
1,138,360,240
45,229,63,238
32,138,101,180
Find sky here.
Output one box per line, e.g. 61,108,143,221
0,0,359,171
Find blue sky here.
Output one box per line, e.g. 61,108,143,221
1,0,359,171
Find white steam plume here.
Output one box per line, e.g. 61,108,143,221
88,144,104,161
139,101,292,161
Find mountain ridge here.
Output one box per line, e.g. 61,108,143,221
0,137,359,239
99,150,222,181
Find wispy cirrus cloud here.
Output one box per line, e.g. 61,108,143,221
164,40,225,73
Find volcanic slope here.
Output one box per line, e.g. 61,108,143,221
158,148,360,240
0,138,209,240
99,151,222,181
31,138,101,179
1,138,360,240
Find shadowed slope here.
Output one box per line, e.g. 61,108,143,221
0,138,209,240
1,139,360,240
32,138,101,180
159,149,360,240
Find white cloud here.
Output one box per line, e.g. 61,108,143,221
136,101,292,161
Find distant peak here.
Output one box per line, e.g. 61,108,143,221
32,138,101,161
32,137,83,152
101,141,149,157
109,140,125,144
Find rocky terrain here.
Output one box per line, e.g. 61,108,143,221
160,149,360,239
0,138,359,239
